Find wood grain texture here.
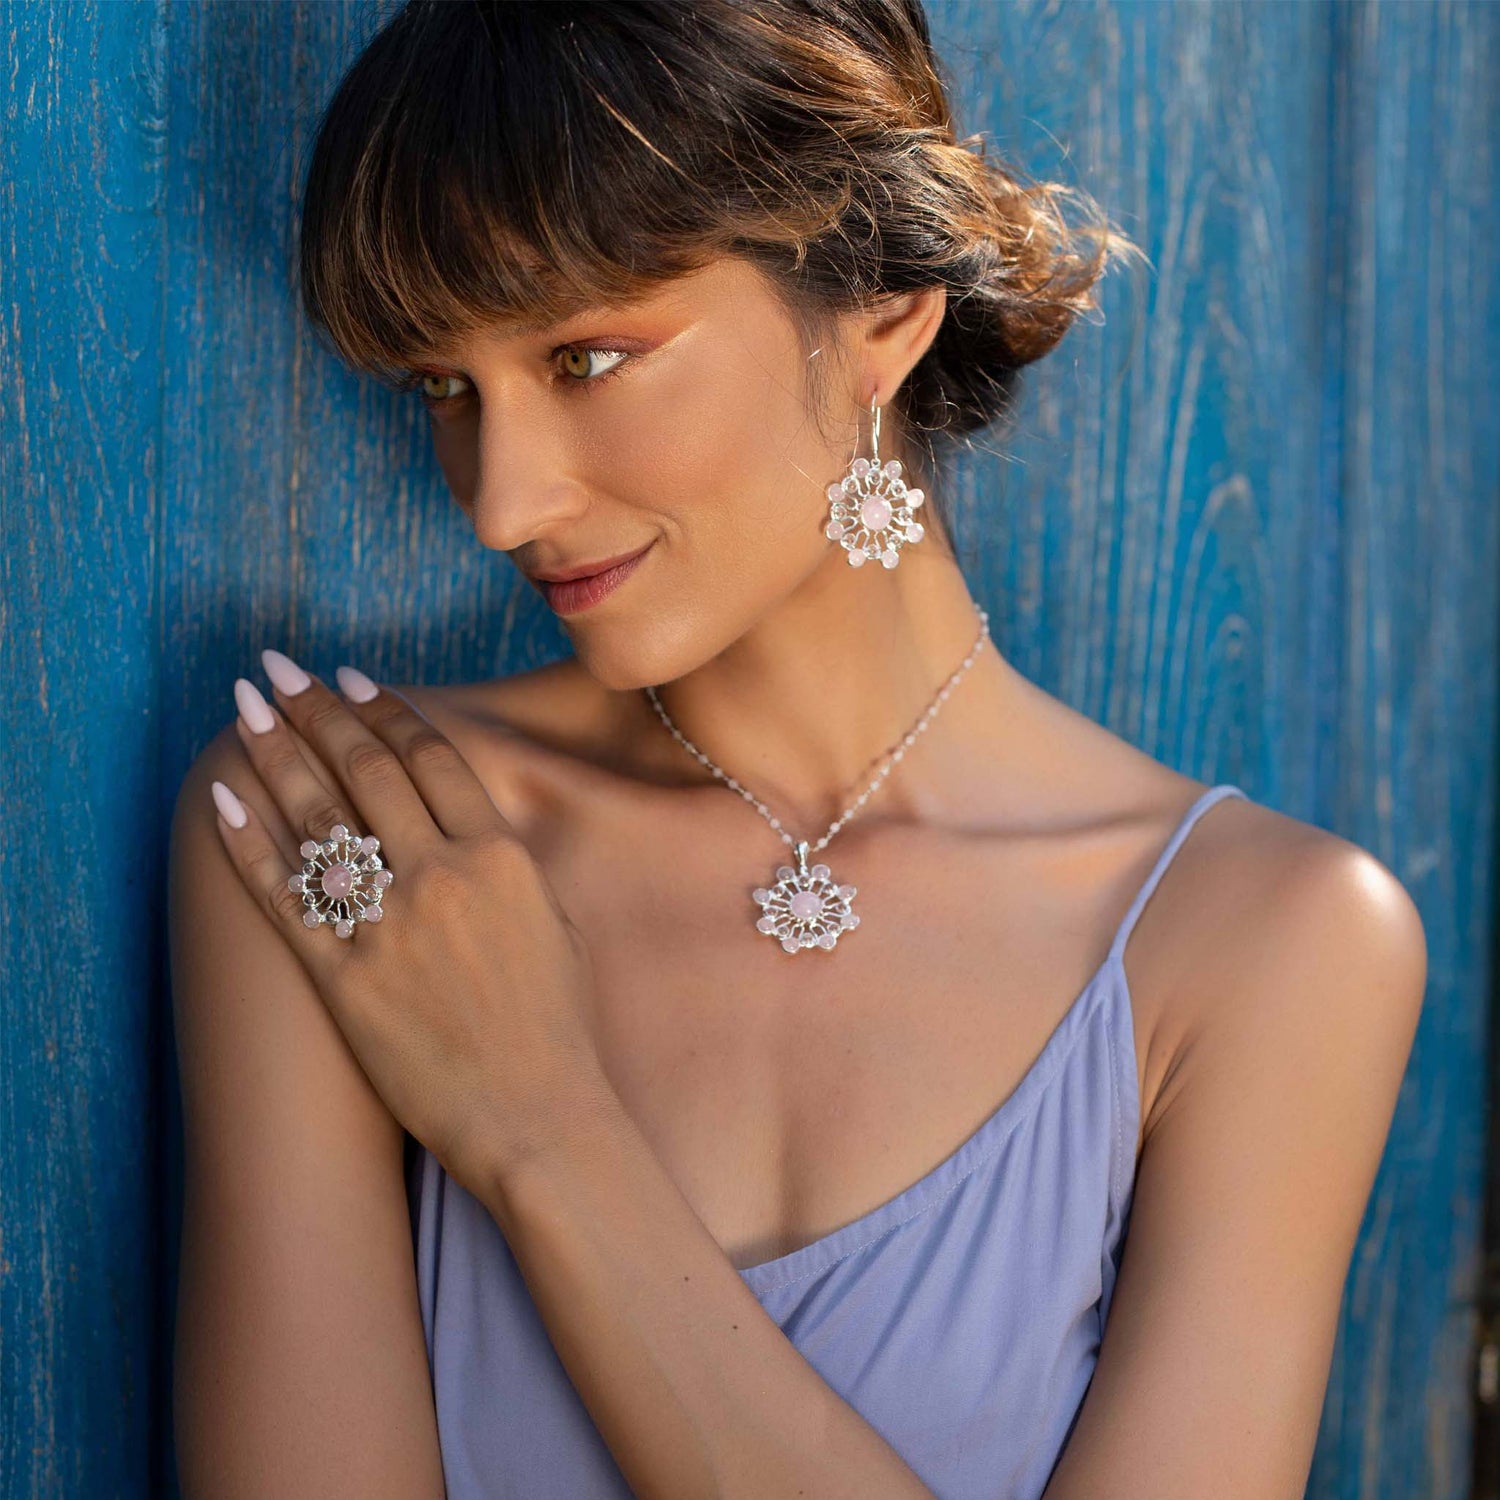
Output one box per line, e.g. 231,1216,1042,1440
1,1,169,1494
932,5,1499,1492
0,1,1494,1495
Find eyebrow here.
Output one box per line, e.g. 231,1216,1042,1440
400,331,529,370
510,311,582,335
404,302,641,365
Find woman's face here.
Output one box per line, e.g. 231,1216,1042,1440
407,257,927,691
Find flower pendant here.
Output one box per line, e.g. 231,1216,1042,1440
752,840,860,953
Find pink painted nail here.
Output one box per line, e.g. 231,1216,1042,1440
211,780,247,829
233,677,276,734
261,648,311,696
335,665,380,704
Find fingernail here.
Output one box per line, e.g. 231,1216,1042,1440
233,677,276,734
211,780,247,829
261,648,311,696
335,665,380,704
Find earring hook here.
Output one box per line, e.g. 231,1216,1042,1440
846,390,884,470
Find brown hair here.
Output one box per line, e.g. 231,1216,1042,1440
298,0,1142,534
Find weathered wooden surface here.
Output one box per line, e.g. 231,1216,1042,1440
2,3,170,1495
931,6,1500,1495
1,2,1494,1495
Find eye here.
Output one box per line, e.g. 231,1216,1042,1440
396,345,636,408
401,371,472,406
555,345,633,391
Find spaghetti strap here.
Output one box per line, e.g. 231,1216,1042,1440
1106,783,1249,964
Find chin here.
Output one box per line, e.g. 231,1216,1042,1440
569,650,658,695
561,624,677,695
562,608,727,694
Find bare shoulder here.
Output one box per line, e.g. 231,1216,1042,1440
394,657,622,754
1142,791,1427,1137
169,725,445,1495
1043,795,1426,1497
388,656,631,821
393,656,589,730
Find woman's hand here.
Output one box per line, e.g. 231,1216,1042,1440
208,650,611,1199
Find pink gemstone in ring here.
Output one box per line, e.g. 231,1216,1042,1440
287,822,393,939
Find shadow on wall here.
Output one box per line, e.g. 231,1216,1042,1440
165,0,568,792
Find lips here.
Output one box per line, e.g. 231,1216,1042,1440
532,541,654,615
529,542,654,585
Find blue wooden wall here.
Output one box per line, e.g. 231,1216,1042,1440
2,1,1495,1494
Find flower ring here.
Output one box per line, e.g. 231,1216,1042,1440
287,822,394,939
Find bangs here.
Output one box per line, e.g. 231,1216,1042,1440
297,0,1132,466
297,0,843,384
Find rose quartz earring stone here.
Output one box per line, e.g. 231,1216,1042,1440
860,496,892,532
320,863,355,900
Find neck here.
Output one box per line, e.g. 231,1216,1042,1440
638,535,1016,838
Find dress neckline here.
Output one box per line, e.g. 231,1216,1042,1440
736,947,1126,1294
735,782,1248,1296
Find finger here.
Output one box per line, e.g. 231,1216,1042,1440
261,648,505,842
232,677,388,864
208,776,384,964
252,649,443,866
334,669,510,841
241,712,354,866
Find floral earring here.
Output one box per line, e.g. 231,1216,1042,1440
824,393,926,570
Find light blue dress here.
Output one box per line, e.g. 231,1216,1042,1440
406,783,1251,1498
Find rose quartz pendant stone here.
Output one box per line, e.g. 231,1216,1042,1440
320,862,354,900
789,890,823,921
860,495,892,532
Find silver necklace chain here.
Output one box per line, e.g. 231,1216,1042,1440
644,598,991,857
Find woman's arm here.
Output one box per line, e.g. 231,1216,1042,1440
475,1088,936,1500
170,725,446,1499
1041,826,1427,1499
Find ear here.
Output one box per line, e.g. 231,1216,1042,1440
860,285,947,404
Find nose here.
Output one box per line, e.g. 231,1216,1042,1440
466,414,592,555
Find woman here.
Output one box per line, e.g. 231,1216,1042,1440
168,2,1427,1496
